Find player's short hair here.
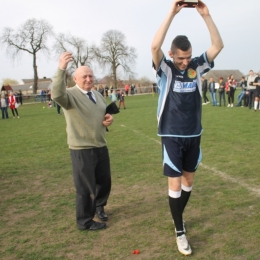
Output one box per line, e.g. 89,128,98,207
171,36,191,53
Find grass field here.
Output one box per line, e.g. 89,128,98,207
1,94,260,260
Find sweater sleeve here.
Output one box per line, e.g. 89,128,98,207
52,68,71,109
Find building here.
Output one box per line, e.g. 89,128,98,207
204,70,244,83
8,77,52,94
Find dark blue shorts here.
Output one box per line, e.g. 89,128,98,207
162,136,202,177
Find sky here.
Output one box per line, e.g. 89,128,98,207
0,0,259,85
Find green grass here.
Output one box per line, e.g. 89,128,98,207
1,94,260,259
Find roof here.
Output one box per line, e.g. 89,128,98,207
22,78,52,84
204,70,244,81
11,81,52,92
1,85,13,91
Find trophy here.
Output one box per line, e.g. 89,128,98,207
179,0,198,8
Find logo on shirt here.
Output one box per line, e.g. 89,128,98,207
173,81,197,93
187,69,197,79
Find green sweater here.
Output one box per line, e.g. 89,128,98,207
52,68,107,149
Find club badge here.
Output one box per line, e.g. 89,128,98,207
187,68,197,79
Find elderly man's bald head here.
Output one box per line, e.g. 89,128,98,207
74,66,94,91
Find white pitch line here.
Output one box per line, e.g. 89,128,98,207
120,125,260,196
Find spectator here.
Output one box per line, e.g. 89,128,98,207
18,91,23,105
8,92,19,118
14,92,19,103
40,90,46,102
124,84,130,96
228,74,236,107
247,70,257,109
46,89,51,101
118,90,126,109
225,77,230,106
208,77,217,106
218,77,226,107
130,84,135,95
104,85,109,97
98,85,104,96
201,77,209,105
244,90,249,107
116,89,120,101
253,72,260,111
236,77,247,107
109,90,117,103
0,94,9,119
56,103,62,115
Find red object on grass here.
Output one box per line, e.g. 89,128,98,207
132,250,140,254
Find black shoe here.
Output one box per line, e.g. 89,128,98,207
96,211,108,221
87,221,106,231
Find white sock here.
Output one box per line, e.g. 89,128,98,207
254,101,258,110
181,184,193,192
169,189,181,198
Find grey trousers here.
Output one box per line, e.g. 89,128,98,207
70,147,111,230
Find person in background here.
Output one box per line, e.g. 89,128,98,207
8,92,19,118
208,77,217,106
124,84,130,96
228,74,236,107
109,90,117,103
218,77,225,107
40,89,46,102
201,77,209,105
19,91,23,105
116,89,121,101
98,85,104,96
253,72,260,111
0,94,9,119
130,84,135,95
225,77,230,106
105,85,109,97
118,90,126,109
247,70,257,109
235,77,247,107
56,103,61,115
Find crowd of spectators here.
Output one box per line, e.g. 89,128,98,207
201,70,260,111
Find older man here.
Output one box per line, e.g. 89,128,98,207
52,52,113,231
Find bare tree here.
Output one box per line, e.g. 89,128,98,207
95,30,137,88
53,33,95,74
2,78,19,86
138,76,153,86
0,19,53,94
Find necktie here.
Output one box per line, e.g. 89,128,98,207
87,92,96,104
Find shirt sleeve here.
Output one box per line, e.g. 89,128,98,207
192,52,214,77
152,55,166,78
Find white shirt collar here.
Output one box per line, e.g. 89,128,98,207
76,85,96,101
76,85,95,95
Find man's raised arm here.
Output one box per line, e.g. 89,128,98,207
196,0,224,63
52,52,74,109
151,0,185,70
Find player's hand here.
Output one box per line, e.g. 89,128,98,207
170,0,187,15
195,0,210,17
59,52,73,70
103,114,114,127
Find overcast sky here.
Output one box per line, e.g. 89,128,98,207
0,0,259,85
